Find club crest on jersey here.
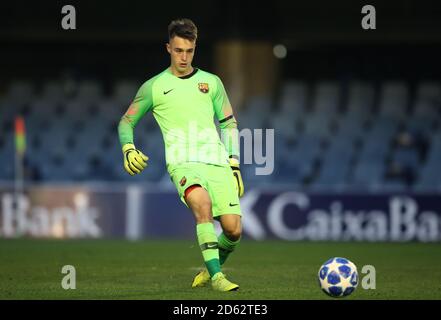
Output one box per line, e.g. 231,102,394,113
180,176,187,186
198,83,209,93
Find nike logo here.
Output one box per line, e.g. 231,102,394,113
163,89,174,95
207,244,217,249
229,203,239,207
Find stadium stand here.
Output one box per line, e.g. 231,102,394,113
1,78,440,192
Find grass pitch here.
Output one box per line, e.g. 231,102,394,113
0,239,440,299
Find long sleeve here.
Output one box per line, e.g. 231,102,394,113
212,76,240,160
118,80,154,146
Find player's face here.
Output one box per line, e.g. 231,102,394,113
167,36,196,76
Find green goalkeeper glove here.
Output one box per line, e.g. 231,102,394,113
122,143,148,176
229,157,244,197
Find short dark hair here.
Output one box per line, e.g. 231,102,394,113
168,18,198,41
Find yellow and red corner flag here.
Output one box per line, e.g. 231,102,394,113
14,116,26,155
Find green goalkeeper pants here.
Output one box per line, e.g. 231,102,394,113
168,162,242,219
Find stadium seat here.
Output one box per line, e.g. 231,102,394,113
113,80,138,106
366,115,399,141
301,113,334,140
41,80,66,103
0,99,22,127
414,160,441,191
295,134,323,164
268,111,298,139
345,81,375,118
278,81,308,116
411,82,441,132
349,161,386,189
378,81,409,120
335,113,367,142
313,160,351,191
415,81,441,103
238,96,272,129
272,159,309,186
7,80,35,105
0,132,14,180
310,81,341,114
76,80,103,103
379,180,408,192
391,147,420,171
97,98,127,124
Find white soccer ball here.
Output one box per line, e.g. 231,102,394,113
318,257,358,298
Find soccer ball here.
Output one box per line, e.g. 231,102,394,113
318,257,358,298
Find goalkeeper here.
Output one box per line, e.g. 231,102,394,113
118,18,244,292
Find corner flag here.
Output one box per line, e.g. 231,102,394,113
15,116,26,155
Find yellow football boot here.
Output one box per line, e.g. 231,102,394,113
191,269,211,288
211,272,239,292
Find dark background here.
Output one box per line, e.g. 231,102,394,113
1,0,441,83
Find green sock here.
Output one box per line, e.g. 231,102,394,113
218,232,241,265
196,222,221,278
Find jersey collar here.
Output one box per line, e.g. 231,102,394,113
178,68,199,79
167,67,199,79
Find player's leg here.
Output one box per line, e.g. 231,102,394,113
184,185,222,279
169,165,223,285
186,184,239,291
218,214,242,266
190,164,242,290
207,164,242,267
191,213,241,287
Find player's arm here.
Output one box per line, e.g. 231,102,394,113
117,80,153,175
213,76,244,197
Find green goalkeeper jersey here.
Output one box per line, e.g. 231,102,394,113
118,68,239,169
